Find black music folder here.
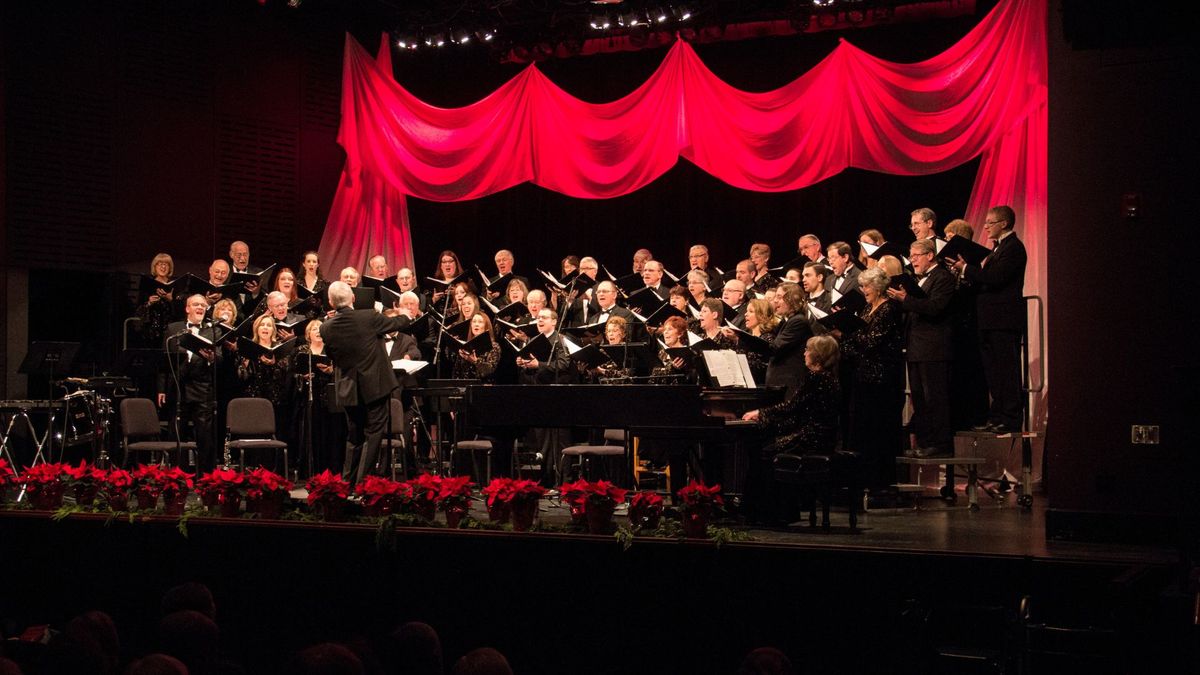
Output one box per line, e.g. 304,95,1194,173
660,343,697,369
186,274,243,299
460,332,494,357
830,287,867,314
497,318,539,338
478,268,514,295
351,286,376,310
494,301,529,324
177,331,217,355
360,274,387,289
236,336,299,361
425,270,474,289
888,273,928,299
769,255,809,275
813,307,866,334
861,241,908,263
626,287,666,316
725,325,773,356
230,263,277,288
293,352,332,372
599,342,650,369
515,333,553,362
138,275,189,303
568,343,610,369
378,285,403,309
937,235,993,266
611,272,645,296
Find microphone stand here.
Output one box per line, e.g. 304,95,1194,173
431,285,454,375
164,329,188,470
304,351,315,481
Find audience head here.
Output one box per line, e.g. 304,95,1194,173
157,610,220,674
450,647,512,675
123,654,188,675
384,622,443,675
737,646,796,675
288,643,364,675
161,582,216,621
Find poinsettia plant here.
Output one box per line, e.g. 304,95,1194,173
355,475,408,507
559,479,591,519
436,475,473,509
583,480,627,508
157,466,194,495
244,467,292,500
131,464,165,497
21,462,68,492
628,490,665,529
196,468,244,499
101,468,134,493
677,481,724,510
62,460,106,487
407,473,442,512
630,490,664,511
1,458,20,487
481,477,546,508
305,469,350,505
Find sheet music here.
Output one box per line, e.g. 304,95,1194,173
702,349,749,388
391,359,429,374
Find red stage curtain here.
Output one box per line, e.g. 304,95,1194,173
320,0,1048,419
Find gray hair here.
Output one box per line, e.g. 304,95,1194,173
858,267,890,294
328,281,354,309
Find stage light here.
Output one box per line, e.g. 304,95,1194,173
425,32,446,47
452,29,471,45
475,28,497,42
654,8,669,23
589,14,611,30
673,6,693,22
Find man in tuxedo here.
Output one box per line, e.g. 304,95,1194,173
825,242,860,296
159,294,221,472
890,239,956,457
798,234,828,266
230,241,264,311
910,208,938,242
319,281,412,484
722,279,748,328
951,205,1027,434
688,244,723,287
367,255,389,279
516,307,577,485
640,260,669,300
801,262,831,313
264,291,305,341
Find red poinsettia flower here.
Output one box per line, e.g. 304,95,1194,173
583,480,627,507
355,476,408,506
0,458,16,485
407,473,442,507
245,467,292,499
157,466,194,493
508,479,547,503
102,468,135,490
480,477,516,508
62,460,106,485
305,469,350,505
677,481,724,508
559,479,591,508
20,463,66,485
436,475,473,506
197,468,244,492
132,464,164,487
629,491,664,510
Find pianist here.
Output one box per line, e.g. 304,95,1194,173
741,335,841,525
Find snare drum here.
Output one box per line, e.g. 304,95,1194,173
62,390,98,445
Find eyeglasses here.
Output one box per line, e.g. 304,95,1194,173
984,220,1006,226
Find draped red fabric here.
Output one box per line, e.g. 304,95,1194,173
320,0,1048,420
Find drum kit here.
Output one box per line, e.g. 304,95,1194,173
0,376,137,471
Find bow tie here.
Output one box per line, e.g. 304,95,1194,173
187,322,201,329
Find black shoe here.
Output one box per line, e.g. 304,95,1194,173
911,446,951,459
989,424,1017,435
971,422,996,432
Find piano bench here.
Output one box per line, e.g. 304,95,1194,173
560,445,625,483
773,451,860,532
451,440,493,484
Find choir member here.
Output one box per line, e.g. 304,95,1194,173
801,261,831,313
516,308,576,486
367,255,389,279
295,319,344,475
837,267,905,496
857,229,885,269
825,242,860,296
765,283,816,395
452,312,501,383
159,294,220,472
430,250,465,307
798,234,827,266
300,250,328,296
136,252,181,345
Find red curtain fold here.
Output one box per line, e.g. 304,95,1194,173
320,0,1048,423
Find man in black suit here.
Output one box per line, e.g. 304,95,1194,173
891,239,956,457
516,307,577,485
688,244,723,287
801,262,831,313
951,205,1028,434
319,281,412,484
640,260,670,300
159,294,221,472
825,242,861,297
765,283,816,395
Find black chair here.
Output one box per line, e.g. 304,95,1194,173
773,450,860,531
224,398,288,476
120,397,195,467
380,397,408,479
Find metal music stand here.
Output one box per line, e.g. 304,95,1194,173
420,379,473,476
19,342,81,399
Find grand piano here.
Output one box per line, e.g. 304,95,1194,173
461,384,782,492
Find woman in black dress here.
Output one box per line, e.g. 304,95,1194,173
741,335,841,524
135,252,181,346
837,266,905,495
294,319,344,476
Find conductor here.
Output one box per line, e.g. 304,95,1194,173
319,281,412,484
